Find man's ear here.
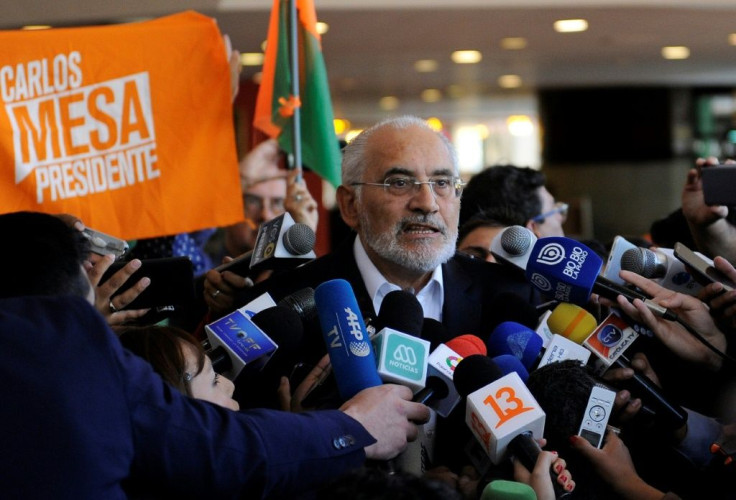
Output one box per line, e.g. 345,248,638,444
336,185,360,230
525,219,541,238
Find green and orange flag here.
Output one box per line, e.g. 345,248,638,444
254,0,341,187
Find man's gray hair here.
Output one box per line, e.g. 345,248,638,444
341,115,459,186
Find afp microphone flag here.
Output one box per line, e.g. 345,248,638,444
254,0,341,187
0,11,243,240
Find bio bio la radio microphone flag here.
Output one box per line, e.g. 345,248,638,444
254,0,341,187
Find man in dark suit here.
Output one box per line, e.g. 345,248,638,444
227,116,536,350
0,211,429,498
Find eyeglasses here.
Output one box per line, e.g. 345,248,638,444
243,193,285,214
351,175,465,199
530,202,569,223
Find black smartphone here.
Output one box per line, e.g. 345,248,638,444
702,165,736,206
99,257,195,309
673,242,735,292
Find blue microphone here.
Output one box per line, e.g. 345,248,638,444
487,322,544,371
525,236,676,320
492,354,530,383
314,279,382,400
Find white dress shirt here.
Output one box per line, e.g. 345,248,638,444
353,236,444,321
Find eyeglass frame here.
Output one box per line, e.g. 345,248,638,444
530,201,569,223
242,193,286,214
350,174,465,199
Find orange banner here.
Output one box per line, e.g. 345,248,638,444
0,11,243,240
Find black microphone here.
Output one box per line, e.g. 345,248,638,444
214,213,315,277
231,305,305,409
375,289,424,336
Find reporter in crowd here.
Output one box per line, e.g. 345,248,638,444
0,210,429,499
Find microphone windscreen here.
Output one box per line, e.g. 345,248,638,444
492,354,530,383
421,318,451,350
278,287,316,322
281,223,316,255
453,354,503,397
377,290,424,336
480,480,537,500
526,360,596,449
314,279,381,400
446,334,487,357
547,303,597,344
487,322,543,370
487,292,539,330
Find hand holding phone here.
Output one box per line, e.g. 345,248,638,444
673,242,735,292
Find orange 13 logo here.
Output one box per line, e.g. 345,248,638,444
484,386,534,428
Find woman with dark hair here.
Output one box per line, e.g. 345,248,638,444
119,325,239,411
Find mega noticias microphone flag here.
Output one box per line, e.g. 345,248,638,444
254,0,342,188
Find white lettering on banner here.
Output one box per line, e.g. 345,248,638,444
3,52,160,203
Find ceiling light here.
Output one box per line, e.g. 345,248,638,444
316,22,329,35
426,117,443,132
500,37,527,50
333,118,350,135
446,85,467,98
252,72,263,84
451,50,482,64
554,19,588,33
241,53,264,66
662,46,690,60
261,40,268,52
498,74,522,89
414,59,438,72
21,25,51,30
421,89,442,103
507,115,534,136
729,33,736,46
379,96,400,111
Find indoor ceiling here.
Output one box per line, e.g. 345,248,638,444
5,1,736,110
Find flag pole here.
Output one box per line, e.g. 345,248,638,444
288,0,303,181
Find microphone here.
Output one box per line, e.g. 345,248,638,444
490,225,538,273
487,321,590,372
215,212,316,276
205,304,302,381
231,305,306,408
375,289,424,335
601,235,638,285
278,287,316,323
314,279,382,400
421,318,451,349
522,234,676,320
480,480,537,500
418,334,486,417
620,246,703,296
453,355,570,498
548,303,688,430
372,290,430,392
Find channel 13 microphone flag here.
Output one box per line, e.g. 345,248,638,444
0,11,243,240
253,0,341,188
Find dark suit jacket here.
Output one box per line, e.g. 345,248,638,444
0,295,373,499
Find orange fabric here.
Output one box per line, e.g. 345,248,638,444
0,11,242,240
253,0,282,138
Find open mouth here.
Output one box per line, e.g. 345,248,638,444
401,221,443,236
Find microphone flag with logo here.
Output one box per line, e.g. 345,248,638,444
525,237,602,304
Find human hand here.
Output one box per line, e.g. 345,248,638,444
617,270,726,370
569,432,664,500
87,255,150,325
682,157,730,227
203,259,253,315
223,34,241,103
277,354,331,412
513,448,575,499
340,384,430,461
284,169,318,233
701,256,736,335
